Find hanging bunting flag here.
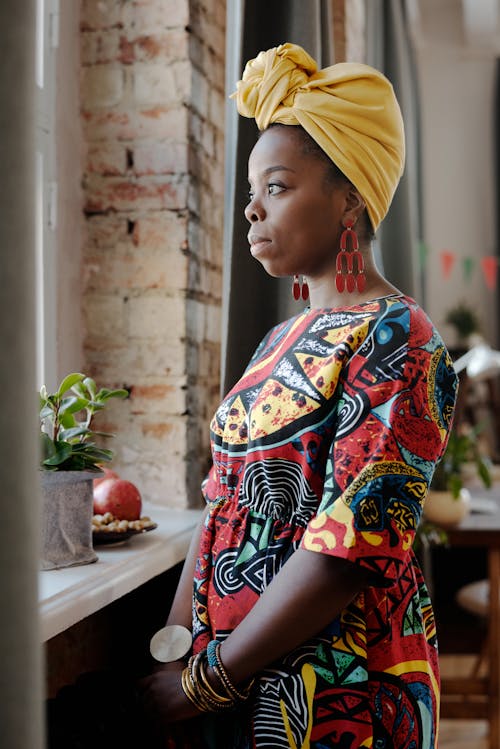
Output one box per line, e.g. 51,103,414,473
480,256,499,290
462,256,475,283
440,250,456,279
418,241,428,271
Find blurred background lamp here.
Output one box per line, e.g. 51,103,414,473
454,342,500,381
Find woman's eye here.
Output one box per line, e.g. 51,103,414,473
268,183,285,195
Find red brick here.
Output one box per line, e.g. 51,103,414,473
83,244,189,292
86,142,127,175
119,36,136,64
84,175,189,212
131,63,178,105
135,106,189,139
81,30,121,65
80,0,124,31
133,141,188,175
81,64,125,108
134,30,189,61
133,212,188,250
131,383,175,399
82,108,131,140
86,215,129,248
121,0,190,31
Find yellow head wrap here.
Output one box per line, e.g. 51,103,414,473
232,43,405,231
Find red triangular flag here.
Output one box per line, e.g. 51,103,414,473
440,250,456,279
480,256,498,290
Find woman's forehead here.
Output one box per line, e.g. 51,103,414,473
248,127,310,177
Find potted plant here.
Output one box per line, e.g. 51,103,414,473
424,426,492,527
445,303,481,349
39,372,128,569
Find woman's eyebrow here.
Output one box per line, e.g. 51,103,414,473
262,165,296,176
248,165,296,183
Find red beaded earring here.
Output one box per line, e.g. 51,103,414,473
301,276,309,301
335,221,365,293
292,275,310,301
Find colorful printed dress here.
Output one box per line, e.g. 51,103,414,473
191,294,457,749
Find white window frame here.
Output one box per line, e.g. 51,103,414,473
35,0,59,390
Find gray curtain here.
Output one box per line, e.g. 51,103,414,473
365,0,424,305
0,2,44,748
222,0,335,394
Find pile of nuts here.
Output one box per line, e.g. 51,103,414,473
92,512,156,534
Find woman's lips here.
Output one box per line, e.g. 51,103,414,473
248,234,271,256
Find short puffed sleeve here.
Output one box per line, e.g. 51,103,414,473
301,302,458,585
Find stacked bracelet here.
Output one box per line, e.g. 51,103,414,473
180,642,255,714
208,640,255,702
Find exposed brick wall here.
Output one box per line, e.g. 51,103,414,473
80,0,225,508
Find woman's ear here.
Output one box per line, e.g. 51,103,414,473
343,186,366,226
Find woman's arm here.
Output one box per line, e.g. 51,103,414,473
219,547,371,684
138,545,372,727
165,505,209,628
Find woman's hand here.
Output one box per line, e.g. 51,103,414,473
137,661,201,731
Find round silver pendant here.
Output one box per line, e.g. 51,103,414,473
149,624,192,663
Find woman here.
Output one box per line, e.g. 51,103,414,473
139,44,458,749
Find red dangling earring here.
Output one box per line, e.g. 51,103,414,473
292,275,310,301
301,276,309,301
335,220,365,293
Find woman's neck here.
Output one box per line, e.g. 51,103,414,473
305,255,400,309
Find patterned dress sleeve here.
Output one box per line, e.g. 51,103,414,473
301,302,458,585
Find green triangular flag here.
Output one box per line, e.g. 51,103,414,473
463,256,475,282
418,241,428,271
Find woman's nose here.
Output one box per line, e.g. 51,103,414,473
244,196,264,223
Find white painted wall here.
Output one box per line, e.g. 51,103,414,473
55,0,84,380
412,0,499,347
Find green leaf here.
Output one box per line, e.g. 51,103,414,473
83,377,96,399
40,432,57,461
40,404,55,420
448,473,462,499
42,441,73,466
95,388,128,402
59,412,77,429
477,458,492,488
86,401,105,412
59,396,89,415
72,443,114,461
59,426,92,442
56,373,85,398
70,382,87,398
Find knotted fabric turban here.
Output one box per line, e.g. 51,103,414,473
232,43,405,231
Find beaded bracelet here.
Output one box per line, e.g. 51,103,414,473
207,638,221,669
212,641,255,702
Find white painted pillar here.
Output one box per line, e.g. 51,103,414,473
0,1,44,747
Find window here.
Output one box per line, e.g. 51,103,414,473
35,0,59,389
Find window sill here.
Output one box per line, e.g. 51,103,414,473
39,504,202,642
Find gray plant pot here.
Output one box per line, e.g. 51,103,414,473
39,470,100,570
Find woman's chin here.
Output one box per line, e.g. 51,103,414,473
252,257,289,279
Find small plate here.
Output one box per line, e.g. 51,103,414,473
93,522,157,546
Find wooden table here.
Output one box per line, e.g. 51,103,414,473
439,488,500,748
